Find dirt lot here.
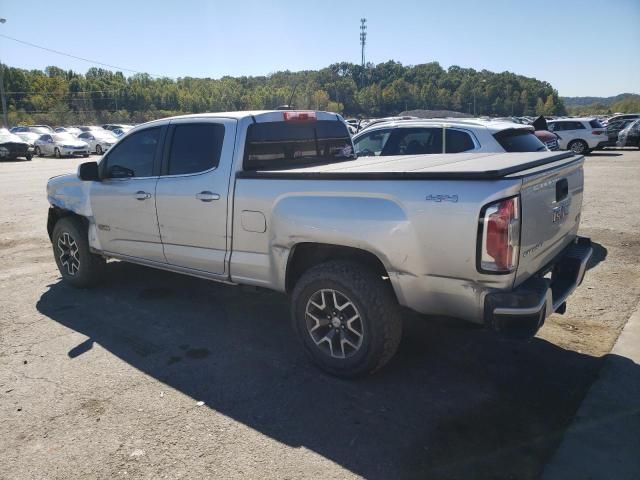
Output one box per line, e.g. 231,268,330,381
1,149,639,479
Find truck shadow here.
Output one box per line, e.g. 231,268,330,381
35,261,633,479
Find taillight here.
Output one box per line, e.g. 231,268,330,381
283,111,316,122
478,196,520,273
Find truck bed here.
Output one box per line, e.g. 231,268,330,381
237,151,578,180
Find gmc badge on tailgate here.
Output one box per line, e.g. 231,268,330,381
552,204,569,223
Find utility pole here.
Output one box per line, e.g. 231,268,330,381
360,18,367,67
0,18,8,128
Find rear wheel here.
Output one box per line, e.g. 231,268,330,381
291,260,402,377
34,146,42,157
568,139,588,154
51,217,105,288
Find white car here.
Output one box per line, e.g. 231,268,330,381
112,126,134,137
547,118,607,154
77,130,118,155
352,118,547,157
55,126,82,136
9,126,49,145
33,133,90,158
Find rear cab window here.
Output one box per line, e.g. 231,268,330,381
244,119,353,170
493,129,547,152
589,119,604,129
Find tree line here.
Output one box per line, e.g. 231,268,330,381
563,94,640,116
2,61,567,126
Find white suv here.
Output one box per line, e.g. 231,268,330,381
352,118,547,157
547,118,607,154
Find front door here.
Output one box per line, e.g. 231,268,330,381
155,118,236,275
90,126,166,263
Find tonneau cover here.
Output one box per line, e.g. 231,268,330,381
237,151,579,180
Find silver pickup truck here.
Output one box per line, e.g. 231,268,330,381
46,110,592,377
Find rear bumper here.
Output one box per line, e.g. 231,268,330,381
484,236,592,339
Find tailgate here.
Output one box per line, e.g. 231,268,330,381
514,156,584,286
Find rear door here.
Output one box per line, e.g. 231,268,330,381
154,118,236,275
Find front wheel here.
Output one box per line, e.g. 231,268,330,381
34,146,42,157
96,144,103,155
291,261,402,377
52,217,105,288
54,147,62,158
25,152,33,161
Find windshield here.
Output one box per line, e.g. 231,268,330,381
244,120,354,170
30,127,50,134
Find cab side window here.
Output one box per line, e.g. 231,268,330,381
102,127,160,178
166,123,225,175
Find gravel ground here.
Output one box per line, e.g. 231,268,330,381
1,149,639,479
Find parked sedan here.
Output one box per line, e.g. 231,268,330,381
33,133,90,158
112,126,133,137
603,120,634,147
77,130,118,154
55,126,82,136
0,128,33,161
10,125,50,145
617,119,640,149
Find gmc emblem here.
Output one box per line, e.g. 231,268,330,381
552,205,569,223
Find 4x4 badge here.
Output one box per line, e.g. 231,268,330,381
425,194,458,203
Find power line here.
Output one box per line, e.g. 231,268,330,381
5,90,119,95
0,33,165,77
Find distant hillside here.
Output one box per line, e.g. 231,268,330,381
561,93,640,108
3,61,565,126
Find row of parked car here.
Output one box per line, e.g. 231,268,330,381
3,112,639,163
0,124,135,161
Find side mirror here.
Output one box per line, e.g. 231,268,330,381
78,162,100,181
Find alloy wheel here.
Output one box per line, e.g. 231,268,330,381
305,289,364,359
57,232,80,276
570,141,586,154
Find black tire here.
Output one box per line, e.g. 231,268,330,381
83,154,89,158
568,139,589,155
51,217,105,288
25,153,33,161
96,144,103,155
291,260,402,378
54,147,62,158
34,146,42,157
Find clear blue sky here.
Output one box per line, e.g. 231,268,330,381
1,0,639,97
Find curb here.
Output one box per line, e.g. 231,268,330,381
542,305,640,480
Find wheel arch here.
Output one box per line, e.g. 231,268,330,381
285,242,392,294
47,207,89,241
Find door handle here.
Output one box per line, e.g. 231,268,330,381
134,191,152,201
195,191,220,202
